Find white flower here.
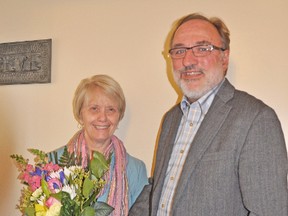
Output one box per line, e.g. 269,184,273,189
62,184,77,199
49,168,63,179
30,187,43,201
64,165,82,179
63,166,72,177
68,165,80,171
37,195,46,206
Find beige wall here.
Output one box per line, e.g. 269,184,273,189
1,0,287,214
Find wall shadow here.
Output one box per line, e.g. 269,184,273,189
0,94,18,213
150,17,183,175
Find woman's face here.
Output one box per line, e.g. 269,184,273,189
79,86,120,150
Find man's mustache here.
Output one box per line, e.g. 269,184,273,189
176,65,202,73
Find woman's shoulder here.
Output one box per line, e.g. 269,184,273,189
47,145,67,163
126,153,146,170
125,153,148,184
125,153,148,207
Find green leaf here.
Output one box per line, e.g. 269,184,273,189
41,178,51,197
24,207,35,216
58,146,75,167
81,206,95,216
94,202,114,216
90,152,109,179
58,146,69,165
28,148,46,157
28,148,48,165
83,191,97,208
83,178,94,198
59,192,77,216
10,154,28,166
50,191,63,201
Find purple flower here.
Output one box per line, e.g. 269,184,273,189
47,178,62,193
59,171,66,184
32,166,43,176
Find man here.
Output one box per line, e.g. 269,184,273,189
129,13,288,216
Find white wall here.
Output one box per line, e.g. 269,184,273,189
1,0,287,215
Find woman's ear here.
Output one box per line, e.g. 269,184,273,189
79,110,84,126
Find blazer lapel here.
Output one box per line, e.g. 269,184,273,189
153,106,183,190
172,79,235,207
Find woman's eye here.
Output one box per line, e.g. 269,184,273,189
90,106,99,112
106,108,116,114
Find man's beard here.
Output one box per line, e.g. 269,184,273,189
179,79,210,100
174,65,223,102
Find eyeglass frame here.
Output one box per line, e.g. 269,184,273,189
168,44,226,59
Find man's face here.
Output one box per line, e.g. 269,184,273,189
171,19,229,102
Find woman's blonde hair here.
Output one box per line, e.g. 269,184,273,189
73,74,126,124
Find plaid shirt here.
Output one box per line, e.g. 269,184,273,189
157,81,223,216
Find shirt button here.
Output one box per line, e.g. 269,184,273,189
190,123,193,127
162,204,165,208
170,176,174,180
180,150,184,154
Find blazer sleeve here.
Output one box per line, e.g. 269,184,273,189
129,183,152,216
238,106,288,215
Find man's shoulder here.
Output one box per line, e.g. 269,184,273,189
232,88,272,112
219,79,273,111
164,103,182,118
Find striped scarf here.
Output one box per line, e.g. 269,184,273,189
67,130,129,216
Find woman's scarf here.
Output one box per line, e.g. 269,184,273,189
67,130,129,216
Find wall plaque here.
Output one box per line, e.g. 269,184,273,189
0,39,51,85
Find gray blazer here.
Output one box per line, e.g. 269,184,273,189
129,79,288,216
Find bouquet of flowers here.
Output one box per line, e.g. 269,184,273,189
10,147,114,216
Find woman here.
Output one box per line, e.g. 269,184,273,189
50,74,148,215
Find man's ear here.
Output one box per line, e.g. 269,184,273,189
222,49,230,71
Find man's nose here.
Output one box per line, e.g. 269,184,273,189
182,49,198,66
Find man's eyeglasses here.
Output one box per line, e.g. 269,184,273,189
168,44,226,59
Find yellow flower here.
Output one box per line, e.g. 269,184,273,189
46,203,62,216
35,204,47,216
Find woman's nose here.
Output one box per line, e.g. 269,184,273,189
97,110,108,121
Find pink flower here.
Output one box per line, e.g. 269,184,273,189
28,175,42,191
26,164,34,172
18,164,35,183
47,178,62,193
45,196,61,208
18,172,30,183
44,162,60,172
